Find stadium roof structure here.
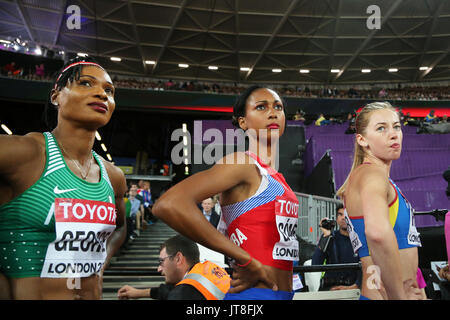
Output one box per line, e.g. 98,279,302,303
1,0,450,85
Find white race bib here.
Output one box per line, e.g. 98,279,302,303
41,198,116,278
344,209,362,254
406,203,421,247
272,196,299,261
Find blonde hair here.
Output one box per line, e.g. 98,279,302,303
336,101,398,198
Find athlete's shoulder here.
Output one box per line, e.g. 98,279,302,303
97,156,124,179
0,131,44,147
353,165,390,198
212,151,258,181
99,157,127,193
0,132,44,163
215,151,253,166
353,163,387,184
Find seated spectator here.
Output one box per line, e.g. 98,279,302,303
398,107,405,122
138,180,152,207
440,115,448,123
425,109,438,123
35,63,45,78
378,88,388,98
348,87,358,98
293,109,306,121
312,204,362,291
403,112,412,125
138,180,155,223
315,113,330,126
345,118,356,134
126,183,144,240
3,61,22,76
165,79,174,90
117,234,231,300
403,112,422,126
201,197,220,228
3,62,16,75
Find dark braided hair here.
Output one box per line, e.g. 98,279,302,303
44,56,105,130
231,85,262,128
231,85,287,130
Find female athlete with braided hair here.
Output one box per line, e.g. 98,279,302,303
154,86,299,300
0,57,127,299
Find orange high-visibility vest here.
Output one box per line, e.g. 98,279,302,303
176,261,231,300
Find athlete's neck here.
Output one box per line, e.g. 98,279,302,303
363,155,392,177
52,125,95,164
248,138,278,168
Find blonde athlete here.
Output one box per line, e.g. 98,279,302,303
337,102,424,300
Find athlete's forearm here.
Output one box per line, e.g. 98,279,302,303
153,198,250,265
104,224,126,269
366,229,406,299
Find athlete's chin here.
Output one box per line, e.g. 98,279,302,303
390,150,402,160
381,148,402,160
81,115,112,129
381,153,401,162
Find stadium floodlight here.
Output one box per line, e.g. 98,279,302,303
1,124,12,135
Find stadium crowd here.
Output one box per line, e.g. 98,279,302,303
2,60,450,101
